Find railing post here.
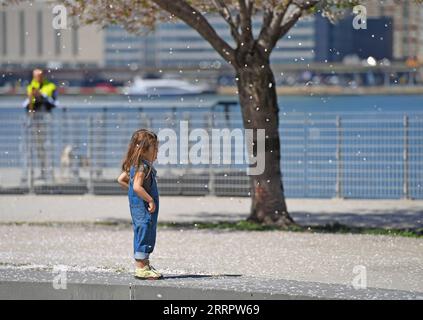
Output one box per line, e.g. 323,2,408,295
98,108,107,178
26,114,34,194
335,115,343,199
403,115,409,199
303,114,308,197
179,111,190,193
71,114,80,180
207,112,215,196
87,116,94,194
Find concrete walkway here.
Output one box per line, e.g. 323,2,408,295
1,195,422,299
0,224,422,296
1,195,423,229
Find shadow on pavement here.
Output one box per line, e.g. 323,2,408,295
178,210,423,229
163,274,242,280
292,210,423,229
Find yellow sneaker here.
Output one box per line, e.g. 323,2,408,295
134,265,163,280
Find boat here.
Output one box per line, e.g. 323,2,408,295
123,75,215,96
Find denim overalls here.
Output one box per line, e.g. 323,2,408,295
128,160,159,260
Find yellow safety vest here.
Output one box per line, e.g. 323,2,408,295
27,79,57,103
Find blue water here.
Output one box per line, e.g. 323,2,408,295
1,94,423,113
277,95,423,112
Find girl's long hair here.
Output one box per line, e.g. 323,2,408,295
121,129,158,174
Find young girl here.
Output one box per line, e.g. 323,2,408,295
117,129,162,280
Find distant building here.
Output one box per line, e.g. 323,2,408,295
103,15,316,68
1,2,316,69
2,0,422,69
0,1,104,68
154,15,315,67
104,25,155,68
364,0,423,61
315,14,393,62
271,16,315,65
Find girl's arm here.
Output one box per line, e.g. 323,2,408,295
133,171,156,213
117,171,129,190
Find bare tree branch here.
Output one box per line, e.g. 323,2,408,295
211,0,242,44
273,7,302,45
257,0,292,53
152,0,236,64
293,0,320,10
259,0,319,53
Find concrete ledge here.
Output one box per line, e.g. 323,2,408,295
1,281,314,300
0,282,130,300
1,268,422,300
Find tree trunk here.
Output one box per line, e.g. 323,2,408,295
235,43,295,228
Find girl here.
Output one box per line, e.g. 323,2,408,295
117,129,162,280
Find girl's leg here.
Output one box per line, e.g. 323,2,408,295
132,213,151,264
135,259,149,269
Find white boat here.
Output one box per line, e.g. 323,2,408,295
124,76,214,96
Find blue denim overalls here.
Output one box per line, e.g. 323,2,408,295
128,160,159,260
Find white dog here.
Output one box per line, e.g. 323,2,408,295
60,144,74,180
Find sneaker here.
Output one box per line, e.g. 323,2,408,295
134,265,163,280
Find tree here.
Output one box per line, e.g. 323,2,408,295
64,0,363,228
3,0,368,226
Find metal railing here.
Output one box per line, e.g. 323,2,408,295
0,105,422,199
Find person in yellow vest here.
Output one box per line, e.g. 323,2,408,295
22,69,57,183
25,69,58,112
